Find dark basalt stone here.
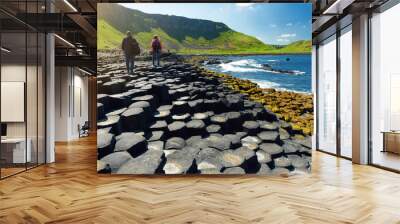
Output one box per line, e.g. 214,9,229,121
206,124,221,134
167,121,186,138
243,121,260,135
165,137,186,150
186,120,206,136
100,151,132,172
97,103,106,121
97,132,116,159
120,107,146,132
196,147,223,171
206,135,232,151
147,131,165,142
117,150,164,174
97,115,123,135
150,120,168,131
171,100,189,114
132,95,157,108
257,131,279,142
114,133,148,158
163,146,200,174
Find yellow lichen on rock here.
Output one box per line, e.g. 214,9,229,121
195,67,314,136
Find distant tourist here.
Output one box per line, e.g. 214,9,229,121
151,35,162,67
121,31,140,74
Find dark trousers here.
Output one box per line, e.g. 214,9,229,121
125,54,135,73
152,50,160,67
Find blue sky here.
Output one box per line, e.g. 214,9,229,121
119,3,311,45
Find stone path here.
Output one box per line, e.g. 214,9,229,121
97,60,311,175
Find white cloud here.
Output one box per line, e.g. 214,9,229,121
270,24,277,28
279,33,296,38
277,38,290,42
286,23,293,26
236,3,255,7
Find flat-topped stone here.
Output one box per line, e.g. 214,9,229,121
100,151,132,172
117,150,164,174
257,131,279,142
165,137,186,150
259,143,283,155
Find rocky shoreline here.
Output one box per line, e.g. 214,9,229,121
97,53,312,175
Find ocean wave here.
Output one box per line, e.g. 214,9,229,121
219,59,265,73
218,59,305,75
247,78,311,94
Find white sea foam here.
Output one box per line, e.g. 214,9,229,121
247,78,311,94
219,59,265,73
218,59,305,75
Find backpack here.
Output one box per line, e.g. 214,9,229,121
152,39,161,51
131,39,141,55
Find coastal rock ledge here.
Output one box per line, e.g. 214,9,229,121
97,59,312,175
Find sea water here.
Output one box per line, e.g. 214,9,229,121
203,54,312,93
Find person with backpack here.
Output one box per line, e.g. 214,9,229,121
151,35,162,67
121,31,140,74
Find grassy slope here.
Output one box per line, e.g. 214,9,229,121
98,19,124,50
98,20,311,54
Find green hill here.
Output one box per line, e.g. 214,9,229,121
278,40,311,54
98,4,310,54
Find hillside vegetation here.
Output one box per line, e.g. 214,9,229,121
98,4,311,54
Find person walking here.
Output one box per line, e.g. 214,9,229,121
151,35,162,67
121,31,140,74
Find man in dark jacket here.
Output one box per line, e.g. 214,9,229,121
122,31,140,74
